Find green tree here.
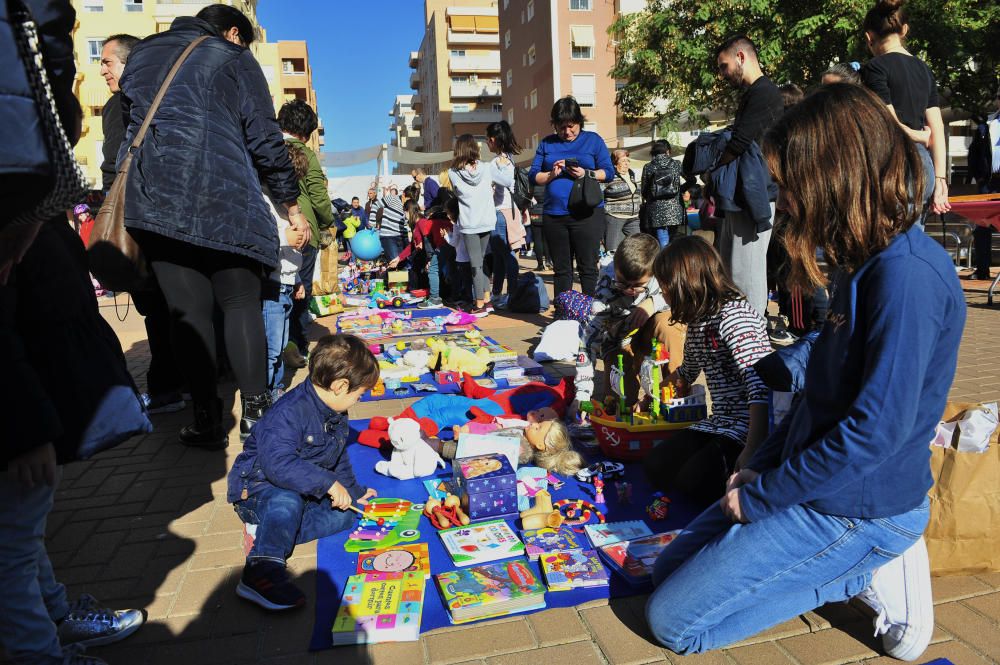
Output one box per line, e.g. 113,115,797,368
611,0,1000,124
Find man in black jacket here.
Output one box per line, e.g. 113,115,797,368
98,34,138,191
713,34,783,317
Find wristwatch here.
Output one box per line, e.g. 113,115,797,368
586,169,596,179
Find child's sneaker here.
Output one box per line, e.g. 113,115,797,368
418,297,443,309
56,594,144,648
140,391,186,414
237,560,306,611
855,537,933,661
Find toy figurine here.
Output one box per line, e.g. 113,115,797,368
615,481,632,504
646,492,671,520
593,472,605,505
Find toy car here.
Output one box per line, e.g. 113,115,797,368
575,461,625,483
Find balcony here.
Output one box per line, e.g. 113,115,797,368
447,30,499,46
409,71,420,90
404,136,423,149
409,51,419,68
411,94,422,111
448,52,501,73
450,82,501,98
451,110,502,124
413,116,423,128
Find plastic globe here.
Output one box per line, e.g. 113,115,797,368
350,229,382,260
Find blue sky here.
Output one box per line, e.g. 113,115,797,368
257,1,425,176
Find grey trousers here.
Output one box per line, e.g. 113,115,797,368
604,211,641,253
717,205,773,318
463,230,492,303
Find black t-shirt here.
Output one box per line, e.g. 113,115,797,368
728,76,784,157
862,53,939,131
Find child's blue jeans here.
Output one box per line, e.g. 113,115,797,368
234,485,355,564
645,497,929,654
490,209,520,301
262,280,294,396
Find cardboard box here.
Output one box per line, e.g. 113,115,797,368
453,453,517,521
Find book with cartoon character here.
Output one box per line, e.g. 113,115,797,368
331,571,425,644
521,526,585,560
435,559,546,624
598,531,680,586
438,519,525,566
355,543,431,580
539,548,609,591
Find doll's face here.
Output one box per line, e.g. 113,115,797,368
371,550,416,573
524,420,553,452
526,407,558,424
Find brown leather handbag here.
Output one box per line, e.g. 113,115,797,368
87,35,209,292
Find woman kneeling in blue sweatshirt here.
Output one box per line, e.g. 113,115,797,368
645,83,965,662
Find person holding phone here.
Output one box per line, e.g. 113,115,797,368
529,97,614,297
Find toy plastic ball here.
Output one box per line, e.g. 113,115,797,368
350,229,383,261
376,518,385,526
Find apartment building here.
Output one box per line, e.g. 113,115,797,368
408,0,501,164
498,0,617,151
389,94,422,152
69,0,320,188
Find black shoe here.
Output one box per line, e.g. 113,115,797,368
236,560,305,611
240,392,272,441
179,398,226,449
768,328,796,344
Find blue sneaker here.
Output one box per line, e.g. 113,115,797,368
237,560,306,611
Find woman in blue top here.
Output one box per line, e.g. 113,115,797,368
644,84,964,662
529,97,614,296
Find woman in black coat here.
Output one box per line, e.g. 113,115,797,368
118,5,309,447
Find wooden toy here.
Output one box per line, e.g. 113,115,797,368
423,494,471,530
519,489,564,531
453,453,517,521
552,499,605,529
344,498,423,552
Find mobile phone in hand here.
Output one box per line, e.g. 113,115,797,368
564,158,581,169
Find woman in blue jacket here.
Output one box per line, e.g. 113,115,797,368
529,97,613,296
118,5,308,447
644,84,965,663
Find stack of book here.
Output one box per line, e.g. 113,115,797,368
598,531,681,586
521,525,585,560
435,559,546,624
538,548,609,591
331,571,425,644
438,519,525,566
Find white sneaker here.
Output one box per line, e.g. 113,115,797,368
855,537,934,661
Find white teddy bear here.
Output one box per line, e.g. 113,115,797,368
374,417,445,480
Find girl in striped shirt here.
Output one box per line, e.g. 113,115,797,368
642,236,772,504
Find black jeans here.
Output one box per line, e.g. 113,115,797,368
138,232,267,407
530,218,549,268
289,243,317,354
542,207,604,296
642,429,743,505
130,281,183,397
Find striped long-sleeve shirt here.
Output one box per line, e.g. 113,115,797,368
679,298,771,443
377,194,407,238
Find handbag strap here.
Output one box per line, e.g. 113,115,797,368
128,35,210,151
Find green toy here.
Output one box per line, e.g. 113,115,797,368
343,498,423,553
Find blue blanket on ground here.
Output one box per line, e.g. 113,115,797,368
309,419,702,651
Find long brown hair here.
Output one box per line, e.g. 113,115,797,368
653,236,742,325
451,134,480,170
762,83,923,292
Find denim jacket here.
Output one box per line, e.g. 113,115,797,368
227,381,364,503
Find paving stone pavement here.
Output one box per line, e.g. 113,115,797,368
36,262,1000,665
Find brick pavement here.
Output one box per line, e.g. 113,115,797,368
40,263,1000,665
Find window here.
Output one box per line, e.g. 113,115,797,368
282,59,294,73
492,103,503,113
506,69,513,87
508,109,514,124
83,0,103,11
522,53,527,67
504,30,511,49
521,10,525,24
531,133,539,149
571,45,593,59
528,44,536,65
450,50,466,57
530,89,538,109
453,103,470,112
583,122,598,132
570,0,591,9
90,106,103,117
523,95,528,109
527,0,535,21
503,0,509,8
123,0,142,11
452,75,470,84
570,26,595,60
571,74,596,106
87,39,104,63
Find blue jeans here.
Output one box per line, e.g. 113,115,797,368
0,470,70,663
379,235,407,262
490,210,520,301
654,226,680,248
262,280,294,395
234,485,355,564
646,497,929,654
914,143,935,231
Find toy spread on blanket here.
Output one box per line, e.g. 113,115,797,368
374,418,446,480
344,498,423,552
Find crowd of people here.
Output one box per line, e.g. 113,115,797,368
1,0,976,663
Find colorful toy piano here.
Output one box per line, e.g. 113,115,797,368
344,498,424,553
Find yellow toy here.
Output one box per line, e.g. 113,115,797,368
426,337,492,377
519,489,564,531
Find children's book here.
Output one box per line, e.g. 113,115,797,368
454,433,523,471
423,477,452,501
355,543,431,580
539,548,610,591
584,520,653,548
330,571,425,644
521,526,586,561
438,519,525,566
435,559,546,624
598,531,680,586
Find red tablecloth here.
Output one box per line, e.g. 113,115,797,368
950,200,1000,231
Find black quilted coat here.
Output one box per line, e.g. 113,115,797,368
117,16,299,268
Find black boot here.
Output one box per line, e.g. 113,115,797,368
240,392,272,441
179,397,226,449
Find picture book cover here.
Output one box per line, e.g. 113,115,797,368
521,526,586,560
355,543,431,580
330,571,425,645
539,548,609,591
599,531,680,585
435,559,546,624
438,519,525,566
584,520,654,548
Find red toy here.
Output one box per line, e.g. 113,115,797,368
423,494,471,530
647,492,671,520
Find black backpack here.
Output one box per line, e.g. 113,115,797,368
647,171,679,200
512,167,533,212
507,271,550,313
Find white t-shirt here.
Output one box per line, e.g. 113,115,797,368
262,186,303,285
